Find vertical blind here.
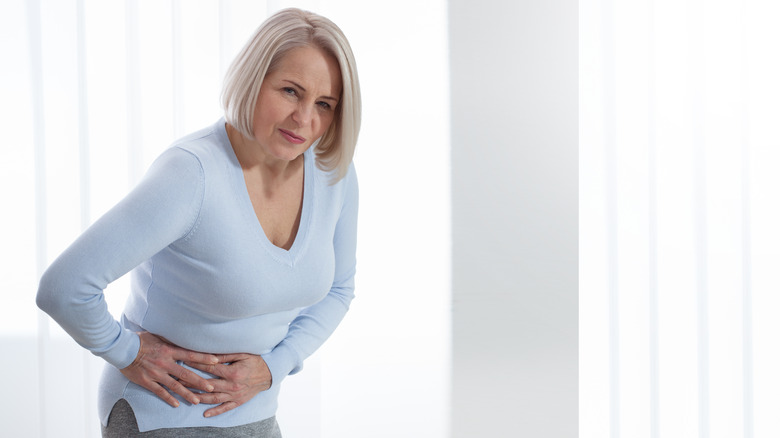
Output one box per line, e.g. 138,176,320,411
2,0,451,437
580,0,780,437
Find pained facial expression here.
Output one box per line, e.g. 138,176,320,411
251,45,342,162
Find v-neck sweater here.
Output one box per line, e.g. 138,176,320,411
36,119,358,431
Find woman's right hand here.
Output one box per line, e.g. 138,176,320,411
120,332,220,408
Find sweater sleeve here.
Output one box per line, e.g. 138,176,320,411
36,147,205,369
262,164,359,384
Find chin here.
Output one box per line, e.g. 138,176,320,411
270,146,307,162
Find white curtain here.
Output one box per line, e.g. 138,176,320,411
2,1,450,437
580,0,780,437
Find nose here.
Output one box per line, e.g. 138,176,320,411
291,104,313,127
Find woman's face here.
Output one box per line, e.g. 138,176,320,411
251,45,342,163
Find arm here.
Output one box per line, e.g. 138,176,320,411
265,164,360,377
36,147,218,406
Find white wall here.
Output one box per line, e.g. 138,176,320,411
449,1,579,436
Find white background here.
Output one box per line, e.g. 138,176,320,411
1,0,582,437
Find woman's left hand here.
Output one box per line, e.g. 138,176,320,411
184,353,272,418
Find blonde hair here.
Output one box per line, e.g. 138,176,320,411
222,8,361,182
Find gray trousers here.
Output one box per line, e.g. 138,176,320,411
101,399,282,438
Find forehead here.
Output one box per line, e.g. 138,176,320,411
267,45,342,96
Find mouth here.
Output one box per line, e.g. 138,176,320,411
279,129,306,144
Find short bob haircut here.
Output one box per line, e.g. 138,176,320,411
222,8,361,183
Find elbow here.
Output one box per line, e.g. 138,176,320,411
36,269,56,314
330,284,355,309
36,266,66,316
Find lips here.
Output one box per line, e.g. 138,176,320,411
279,129,306,144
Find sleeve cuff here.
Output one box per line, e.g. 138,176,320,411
261,341,302,390
96,328,140,370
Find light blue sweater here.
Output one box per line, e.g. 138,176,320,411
36,119,358,431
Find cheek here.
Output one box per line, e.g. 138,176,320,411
253,94,286,130
252,103,269,134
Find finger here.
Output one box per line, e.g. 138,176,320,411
212,353,249,363
180,350,220,366
121,363,180,409
173,365,215,393
204,401,239,418
136,379,180,408
187,377,242,403
194,390,229,405
162,375,202,405
184,361,228,378
177,376,215,394
147,333,218,366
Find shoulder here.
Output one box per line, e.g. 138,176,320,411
141,123,228,197
165,119,234,174
311,156,357,206
314,155,357,191
343,162,358,189
146,146,204,185
315,160,358,220
337,162,358,201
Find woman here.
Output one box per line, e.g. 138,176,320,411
36,8,360,437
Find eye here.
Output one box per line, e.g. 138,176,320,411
317,101,332,111
282,87,297,96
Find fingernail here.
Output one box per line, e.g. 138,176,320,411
206,385,214,392
204,412,212,418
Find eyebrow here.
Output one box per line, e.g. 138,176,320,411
283,80,339,102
